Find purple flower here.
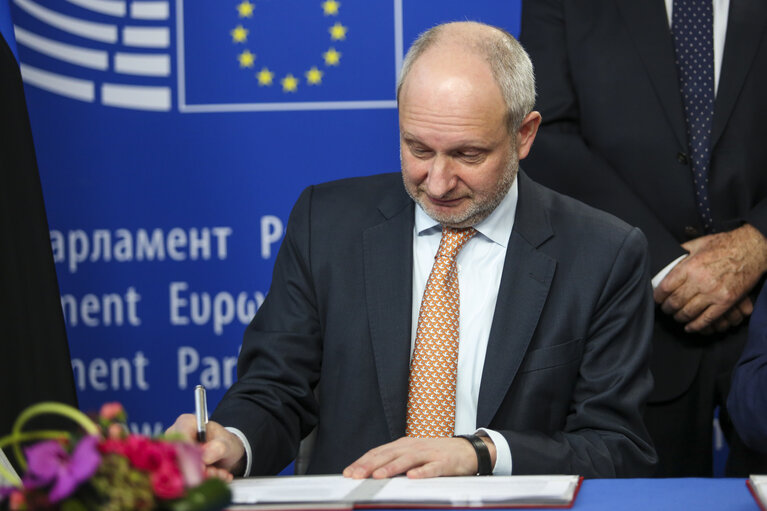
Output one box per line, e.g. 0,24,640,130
0,485,16,499
23,435,101,502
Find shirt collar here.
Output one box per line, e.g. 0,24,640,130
414,177,518,248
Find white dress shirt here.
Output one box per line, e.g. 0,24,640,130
411,178,518,475
654,0,729,286
231,179,519,477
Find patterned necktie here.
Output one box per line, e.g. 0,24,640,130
672,0,715,232
406,226,477,438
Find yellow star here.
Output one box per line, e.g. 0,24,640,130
323,47,341,66
321,0,340,15
305,66,323,85
231,25,248,43
329,22,347,41
281,74,299,92
236,0,254,17
238,49,255,68
257,67,274,86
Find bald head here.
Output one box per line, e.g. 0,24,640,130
397,22,536,134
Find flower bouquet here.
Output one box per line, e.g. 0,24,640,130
0,402,230,510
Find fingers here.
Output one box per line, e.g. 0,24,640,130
738,297,754,316
206,466,234,482
722,305,745,329
684,303,730,333
167,416,244,475
671,293,708,324
653,267,687,305
201,422,246,472
166,413,199,441
343,437,477,480
343,443,401,479
693,297,754,335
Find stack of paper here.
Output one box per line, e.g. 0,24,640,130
748,475,767,511
229,474,582,510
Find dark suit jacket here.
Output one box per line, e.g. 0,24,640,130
728,284,767,452
520,0,767,401
0,33,77,437
213,171,656,478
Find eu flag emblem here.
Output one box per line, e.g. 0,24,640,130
179,0,401,112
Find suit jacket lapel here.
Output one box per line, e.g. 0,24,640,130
477,173,556,427
363,188,414,441
615,0,688,149
711,0,767,147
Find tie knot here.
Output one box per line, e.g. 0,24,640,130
437,226,477,261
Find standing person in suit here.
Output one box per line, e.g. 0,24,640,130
728,284,767,453
168,21,657,478
0,29,78,437
520,0,767,476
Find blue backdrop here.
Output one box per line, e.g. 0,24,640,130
7,0,522,436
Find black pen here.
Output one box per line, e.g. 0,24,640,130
194,384,208,443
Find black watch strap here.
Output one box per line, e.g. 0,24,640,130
456,434,492,475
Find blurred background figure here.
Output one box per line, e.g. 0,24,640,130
0,12,77,441
520,0,767,476
728,285,767,453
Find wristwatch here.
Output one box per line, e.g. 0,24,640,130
455,434,493,476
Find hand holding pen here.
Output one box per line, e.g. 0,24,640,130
166,385,245,481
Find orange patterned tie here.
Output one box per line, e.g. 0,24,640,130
406,226,477,438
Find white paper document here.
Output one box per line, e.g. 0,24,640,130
230,475,364,505
229,474,581,509
372,475,580,506
749,475,767,509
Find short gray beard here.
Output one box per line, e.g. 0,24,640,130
402,150,518,229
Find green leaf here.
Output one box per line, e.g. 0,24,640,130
166,479,231,511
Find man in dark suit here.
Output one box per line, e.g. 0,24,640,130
169,21,656,478
520,0,767,476
1,31,78,439
728,284,767,453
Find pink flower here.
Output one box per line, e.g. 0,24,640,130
23,436,101,502
151,462,185,500
8,490,26,511
99,402,125,421
124,436,168,472
173,442,205,488
99,437,127,456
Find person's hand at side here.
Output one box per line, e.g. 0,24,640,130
654,224,767,333
166,414,245,481
343,436,495,479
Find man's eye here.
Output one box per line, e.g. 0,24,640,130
410,146,432,158
458,152,483,163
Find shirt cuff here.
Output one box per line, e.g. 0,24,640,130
651,254,688,289
225,426,252,477
476,428,512,475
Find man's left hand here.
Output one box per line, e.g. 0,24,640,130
654,224,767,333
342,436,495,479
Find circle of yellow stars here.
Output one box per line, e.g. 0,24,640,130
231,0,347,93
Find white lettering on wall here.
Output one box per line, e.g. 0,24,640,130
71,351,150,391
170,282,265,335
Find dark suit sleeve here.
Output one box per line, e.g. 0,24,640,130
212,186,322,475
520,0,686,274
727,284,767,453
500,227,657,477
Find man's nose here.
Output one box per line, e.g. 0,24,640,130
426,155,456,197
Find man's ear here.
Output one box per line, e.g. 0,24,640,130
516,111,542,160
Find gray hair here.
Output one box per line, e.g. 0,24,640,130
396,22,536,133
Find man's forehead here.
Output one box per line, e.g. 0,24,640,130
400,47,496,102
